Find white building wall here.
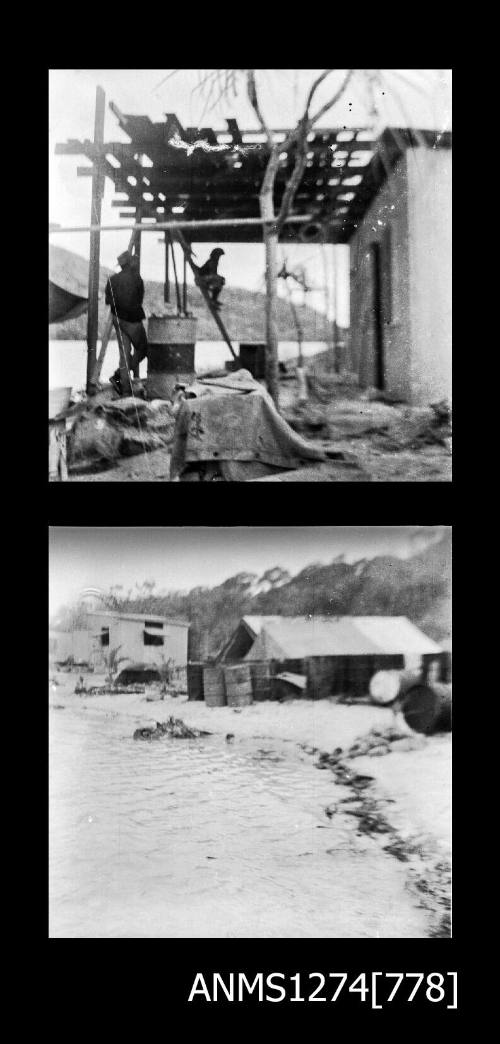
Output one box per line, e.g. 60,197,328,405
348,154,413,401
407,147,452,405
84,613,189,668
162,622,189,667
349,142,452,404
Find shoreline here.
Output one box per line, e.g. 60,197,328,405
50,671,451,937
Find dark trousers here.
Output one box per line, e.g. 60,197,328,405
112,318,148,394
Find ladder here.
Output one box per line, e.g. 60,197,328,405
173,229,237,360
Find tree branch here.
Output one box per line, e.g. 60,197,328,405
304,69,335,115
310,68,355,126
276,119,309,233
276,71,354,232
246,69,274,148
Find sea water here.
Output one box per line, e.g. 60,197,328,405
49,691,429,939
49,340,330,391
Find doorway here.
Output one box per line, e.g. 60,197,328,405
370,242,385,390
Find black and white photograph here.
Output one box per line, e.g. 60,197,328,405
49,526,451,939
49,69,451,483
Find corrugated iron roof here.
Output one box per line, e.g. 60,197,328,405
243,615,441,659
348,617,441,655
242,615,284,635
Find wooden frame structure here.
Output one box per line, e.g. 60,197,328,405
54,87,451,392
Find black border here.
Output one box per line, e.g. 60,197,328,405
42,38,460,1027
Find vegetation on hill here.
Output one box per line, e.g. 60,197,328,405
52,531,451,657
49,245,337,343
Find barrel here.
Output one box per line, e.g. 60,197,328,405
187,663,204,702
369,669,401,705
203,665,226,707
250,661,272,702
239,343,266,379
146,316,197,400
224,663,253,707
399,678,452,735
429,682,452,732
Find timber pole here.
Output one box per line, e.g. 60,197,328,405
86,86,106,395
50,215,313,235
164,233,170,304
182,248,188,314
134,204,142,270
332,244,339,373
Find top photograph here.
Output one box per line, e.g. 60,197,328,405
49,69,452,483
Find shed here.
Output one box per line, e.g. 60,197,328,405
222,615,443,700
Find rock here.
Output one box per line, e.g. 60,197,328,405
368,745,390,757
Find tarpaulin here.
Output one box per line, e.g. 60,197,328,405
170,369,326,479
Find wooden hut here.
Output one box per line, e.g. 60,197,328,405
220,615,443,701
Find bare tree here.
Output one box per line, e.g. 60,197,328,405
167,69,362,404
245,69,358,405
169,69,426,406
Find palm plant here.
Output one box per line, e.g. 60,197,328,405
104,645,126,686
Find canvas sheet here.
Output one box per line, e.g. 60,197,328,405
170,369,326,478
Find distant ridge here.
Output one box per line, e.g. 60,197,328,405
49,244,340,343
53,531,451,655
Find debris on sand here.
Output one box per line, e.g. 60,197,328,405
317,727,425,764
374,400,452,452
286,403,330,437
409,861,452,937
313,726,450,936
133,716,212,741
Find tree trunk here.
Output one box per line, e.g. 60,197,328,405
263,222,280,407
259,153,281,409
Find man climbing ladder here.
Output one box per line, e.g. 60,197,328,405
174,232,237,361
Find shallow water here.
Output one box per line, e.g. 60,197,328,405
49,340,328,391
49,697,429,938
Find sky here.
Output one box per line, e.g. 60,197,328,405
49,69,452,325
49,526,446,617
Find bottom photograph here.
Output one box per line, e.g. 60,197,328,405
48,526,452,939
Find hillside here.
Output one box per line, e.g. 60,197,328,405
53,531,451,657
49,245,336,343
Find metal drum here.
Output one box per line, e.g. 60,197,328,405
203,665,226,707
146,315,198,399
239,343,266,379
250,661,272,702
224,663,253,707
